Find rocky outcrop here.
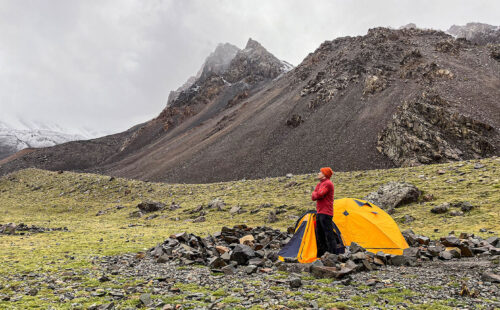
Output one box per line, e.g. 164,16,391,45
154,38,292,136
166,43,240,106
377,91,497,167
199,43,240,81
223,38,292,84
447,22,500,45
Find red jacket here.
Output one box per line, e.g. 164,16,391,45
311,178,334,216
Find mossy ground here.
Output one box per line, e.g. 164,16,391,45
0,157,498,309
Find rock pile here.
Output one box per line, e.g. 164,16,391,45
0,223,68,235
147,225,288,275
146,224,500,281
402,229,500,261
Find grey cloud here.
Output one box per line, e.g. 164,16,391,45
0,0,498,134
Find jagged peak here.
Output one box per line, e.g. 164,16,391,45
244,38,264,50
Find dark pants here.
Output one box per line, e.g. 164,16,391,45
316,213,338,257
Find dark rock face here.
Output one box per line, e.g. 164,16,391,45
377,92,497,167
363,182,421,211
223,38,291,84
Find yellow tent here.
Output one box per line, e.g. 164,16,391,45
278,198,409,263
333,198,409,255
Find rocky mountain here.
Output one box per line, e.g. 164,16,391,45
166,43,240,106
0,28,499,183
447,22,500,45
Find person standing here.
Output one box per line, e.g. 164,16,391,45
311,167,337,257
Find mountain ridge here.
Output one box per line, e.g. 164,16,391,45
1,27,499,183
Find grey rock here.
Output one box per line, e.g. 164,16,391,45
349,242,365,254
230,244,255,265
137,201,165,213
208,257,227,269
289,277,302,288
440,235,461,247
481,272,500,283
245,265,258,274
320,253,338,267
363,182,421,210
139,293,152,306
439,251,453,260
431,203,449,214
221,265,236,275
486,237,499,247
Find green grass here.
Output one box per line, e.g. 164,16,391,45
0,157,499,308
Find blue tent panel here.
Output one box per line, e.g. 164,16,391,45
278,220,307,258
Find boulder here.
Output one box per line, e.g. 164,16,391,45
207,198,225,211
402,229,419,247
240,235,255,247
431,204,449,214
439,250,453,260
139,293,152,306
248,258,265,266
440,236,461,247
230,244,255,265
363,182,421,210
349,242,365,254
416,236,430,245
137,201,165,213
481,272,500,283
208,257,227,269
2,223,16,235
390,255,414,266
245,265,258,274
486,237,499,247
458,245,474,257
320,253,338,267
456,201,475,212
289,277,302,288
403,247,420,258
310,265,339,279
220,265,236,275
229,205,242,215
427,245,443,257
156,255,169,264
445,247,461,258
216,246,230,254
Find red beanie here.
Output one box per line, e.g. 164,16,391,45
320,167,333,179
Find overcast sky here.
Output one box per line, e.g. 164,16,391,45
1,0,499,136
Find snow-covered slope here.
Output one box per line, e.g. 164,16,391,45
0,120,90,160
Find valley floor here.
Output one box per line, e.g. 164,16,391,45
0,157,499,309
